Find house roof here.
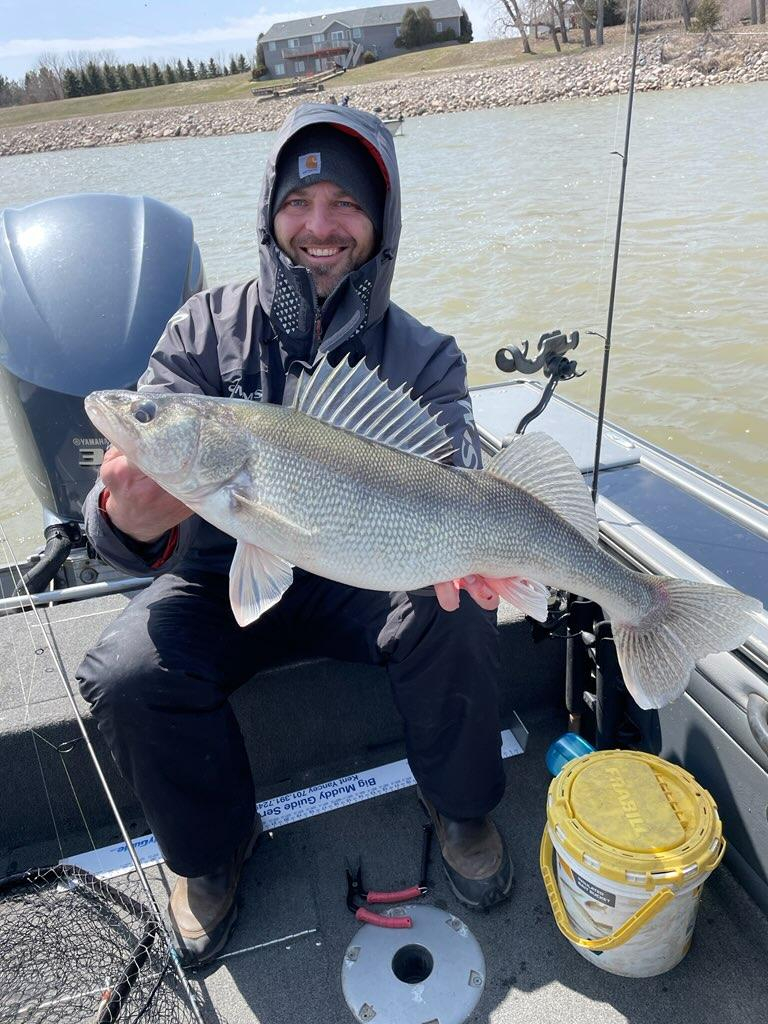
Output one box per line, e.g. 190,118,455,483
261,0,462,43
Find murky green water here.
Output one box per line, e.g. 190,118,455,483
1,83,766,553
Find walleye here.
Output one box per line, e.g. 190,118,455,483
85,355,760,711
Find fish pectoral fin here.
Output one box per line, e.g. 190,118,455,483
232,491,314,538
229,540,294,627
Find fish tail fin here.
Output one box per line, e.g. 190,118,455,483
611,577,761,710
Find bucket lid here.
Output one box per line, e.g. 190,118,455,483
546,750,723,887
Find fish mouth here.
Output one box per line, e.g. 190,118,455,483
84,391,137,449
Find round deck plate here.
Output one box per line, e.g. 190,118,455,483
341,904,486,1024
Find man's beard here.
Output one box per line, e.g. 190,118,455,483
289,233,369,299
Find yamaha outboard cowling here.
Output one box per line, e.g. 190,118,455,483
0,193,204,526
0,193,204,591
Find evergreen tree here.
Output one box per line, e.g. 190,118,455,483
459,7,473,42
164,64,177,84
127,63,143,89
140,65,151,87
237,53,248,72
150,62,163,86
62,68,83,98
695,0,721,28
176,59,187,81
207,57,219,78
102,63,119,92
198,60,209,79
186,58,197,80
83,61,105,95
229,56,239,75
116,64,130,90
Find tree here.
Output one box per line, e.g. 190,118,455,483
198,60,209,79
164,64,177,84
62,68,83,98
82,61,105,94
229,56,239,75
141,65,152,87
495,0,534,54
207,57,220,78
102,63,119,91
399,6,438,46
176,59,187,81
128,63,144,89
256,35,266,73
150,62,163,86
237,53,248,72
459,7,473,41
694,0,721,28
116,65,130,90
186,58,197,80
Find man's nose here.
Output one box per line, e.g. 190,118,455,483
305,202,338,238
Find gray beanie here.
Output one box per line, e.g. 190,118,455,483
271,123,386,238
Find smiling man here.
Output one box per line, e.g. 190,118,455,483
271,124,383,299
78,104,513,968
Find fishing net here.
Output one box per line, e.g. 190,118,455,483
0,864,215,1024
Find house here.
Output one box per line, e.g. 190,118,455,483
260,0,463,78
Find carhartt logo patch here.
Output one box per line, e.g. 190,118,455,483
298,152,321,178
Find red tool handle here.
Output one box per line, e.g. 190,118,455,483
366,886,424,903
355,908,413,928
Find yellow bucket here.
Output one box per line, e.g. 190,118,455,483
540,749,725,977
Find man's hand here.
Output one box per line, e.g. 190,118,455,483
434,576,500,612
100,446,193,543
434,575,550,620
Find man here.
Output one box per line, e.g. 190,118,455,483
78,103,513,967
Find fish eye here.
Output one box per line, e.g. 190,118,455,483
133,399,157,424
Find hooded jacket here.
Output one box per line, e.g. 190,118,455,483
83,104,483,578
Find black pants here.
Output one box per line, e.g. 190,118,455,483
77,570,505,877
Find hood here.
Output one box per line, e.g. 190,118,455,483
256,103,401,360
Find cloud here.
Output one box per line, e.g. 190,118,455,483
0,12,314,59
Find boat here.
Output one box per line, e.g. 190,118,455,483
0,193,766,1023
382,114,405,136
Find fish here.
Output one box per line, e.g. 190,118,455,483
85,355,761,710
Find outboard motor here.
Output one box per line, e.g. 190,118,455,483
0,193,205,590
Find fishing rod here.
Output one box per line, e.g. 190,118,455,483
590,0,643,504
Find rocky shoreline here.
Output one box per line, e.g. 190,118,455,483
2,31,767,158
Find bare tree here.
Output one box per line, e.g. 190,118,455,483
492,0,535,52
596,0,605,44
35,51,67,98
570,0,595,44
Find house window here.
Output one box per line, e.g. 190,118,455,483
436,21,443,31
312,33,325,42
330,29,346,41
268,41,276,51
314,58,323,71
295,60,306,72
287,38,300,48
353,27,362,38
275,63,285,75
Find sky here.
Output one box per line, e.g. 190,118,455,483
0,0,494,81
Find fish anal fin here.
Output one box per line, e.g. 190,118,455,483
229,540,294,627
486,433,599,545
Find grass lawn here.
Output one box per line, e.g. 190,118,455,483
0,36,589,130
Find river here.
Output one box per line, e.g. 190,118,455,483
1,82,766,553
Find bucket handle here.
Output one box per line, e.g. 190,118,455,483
539,829,676,951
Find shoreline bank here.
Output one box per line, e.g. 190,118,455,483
2,31,767,158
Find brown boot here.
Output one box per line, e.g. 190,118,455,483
419,792,513,910
168,818,262,967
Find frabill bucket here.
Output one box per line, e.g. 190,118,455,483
540,749,725,977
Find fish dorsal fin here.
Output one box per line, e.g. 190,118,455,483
486,432,599,545
292,354,455,463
